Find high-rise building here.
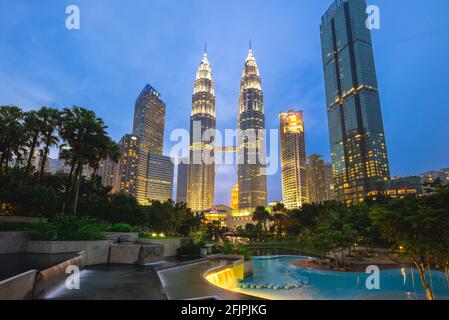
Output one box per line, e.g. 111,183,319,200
386,176,423,198
117,134,139,196
279,111,308,209
237,46,267,210
307,155,327,204
187,51,216,211
324,162,336,201
98,156,120,193
420,169,449,186
230,184,239,210
132,84,166,205
147,153,174,203
320,0,390,204
176,158,189,204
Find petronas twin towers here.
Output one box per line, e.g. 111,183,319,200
187,46,267,212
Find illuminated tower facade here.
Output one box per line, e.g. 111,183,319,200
187,51,216,211
279,111,308,209
307,154,327,204
230,184,239,210
132,84,166,205
237,46,267,210
117,134,139,196
320,0,390,203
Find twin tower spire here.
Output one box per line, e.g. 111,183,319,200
187,44,266,212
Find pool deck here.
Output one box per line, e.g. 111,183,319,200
157,258,260,300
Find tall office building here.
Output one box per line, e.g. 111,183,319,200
176,158,189,204
187,51,216,211
230,184,239,210
98,156,120,193
117,134,139,196
279,111,308,209
324,162,336,201
307,155,327,204
320,0,390,203
147,153,174,203
132,84,166,205
237,46,267,210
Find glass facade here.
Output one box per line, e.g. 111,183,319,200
306,155,326,204
237,48,267,210
187,53,216,211
117,134,139,196
147,153,174,203
176,158,189,204
320,0,390,203
132,84,166,205
280,111,308,209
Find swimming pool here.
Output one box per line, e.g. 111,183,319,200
233,256,449,300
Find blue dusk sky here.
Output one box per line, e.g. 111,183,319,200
1,0,448,205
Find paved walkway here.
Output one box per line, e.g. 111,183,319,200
157,258,258,300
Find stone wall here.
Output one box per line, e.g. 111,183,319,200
0,232,30,254
103,232,139,243
140,238,191,257
26,240,112,265
0,216,47,223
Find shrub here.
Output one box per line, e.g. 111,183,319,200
216,242,252,260
177,242,203,256
107,223,135,232
0,222,35,231
30,214,105,241
30,222,57,241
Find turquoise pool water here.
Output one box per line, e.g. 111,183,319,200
237,256,449,300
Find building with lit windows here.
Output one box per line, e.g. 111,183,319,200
147,153,174,203
307,155,327,204
132,84,166,205
230,184,239,210
98,156,120,193
117,134,139,196
320,0,390,203
279,111,308,209
324,162,336,201
187,51,216,212
202,205,230,228
237,45,267,210
385,176,423,198
176,158,189,204
420,169,449,186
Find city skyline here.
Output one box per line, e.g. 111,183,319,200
1,0,449,205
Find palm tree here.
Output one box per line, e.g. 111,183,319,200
23,110,43,178
90,137,121,178
59,107,108,215
252,206,272,241
38,108,61,181
272,202,287,240
0,106,25,174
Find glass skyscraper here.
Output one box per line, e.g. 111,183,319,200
132,84,166,205
320,0,390,203
307,154,327,204
117,134,139,196
176,158,189,204
187,52,216,211
238,47,267,210
147,153,174,203
280,111,308,209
